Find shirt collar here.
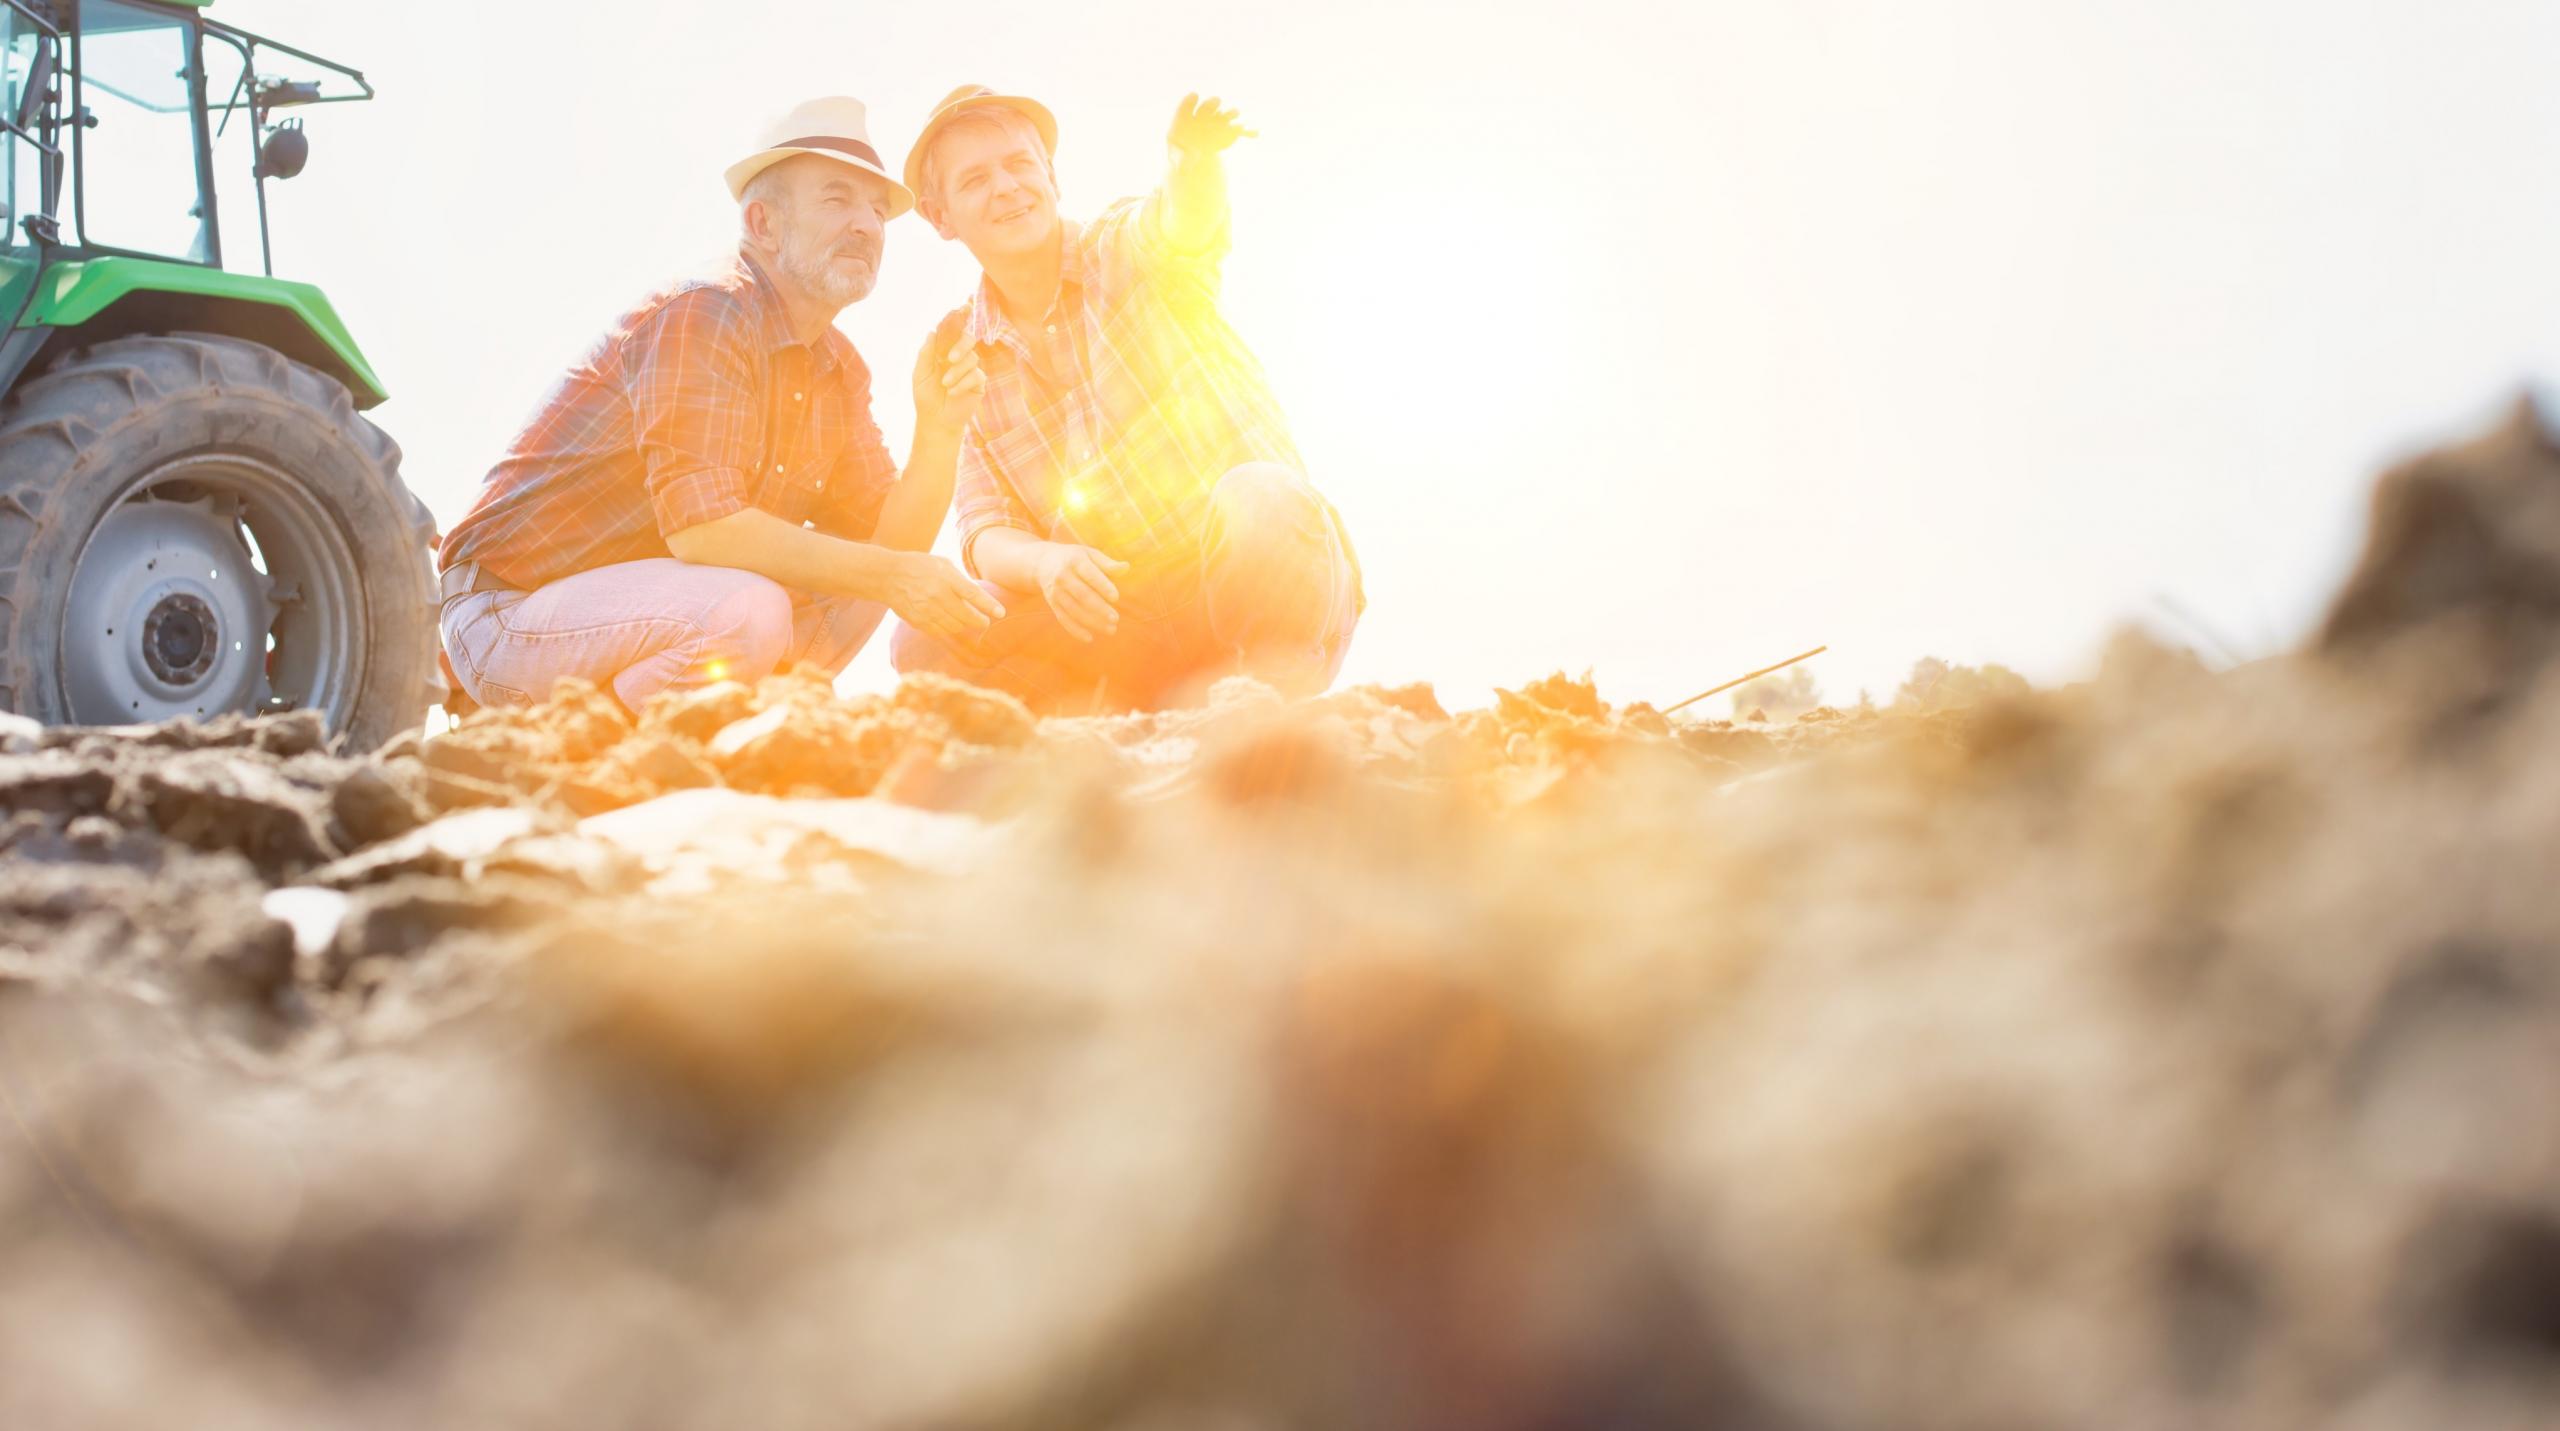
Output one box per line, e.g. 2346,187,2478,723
964,219,1089,349
735,248,846,375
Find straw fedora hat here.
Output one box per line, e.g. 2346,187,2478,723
902,85,1059,201
725,96,916,218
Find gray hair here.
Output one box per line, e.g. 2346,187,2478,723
921,107,1050,204
739,161,796,229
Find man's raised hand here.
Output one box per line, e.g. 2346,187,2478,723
885,551,1005,643
1031,541,1131,643
912,311,987,437
1168,93,1254,159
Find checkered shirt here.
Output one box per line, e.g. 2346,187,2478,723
949,192,1311,594
438,250,902,591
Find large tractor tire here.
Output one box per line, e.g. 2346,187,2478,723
0,333,437,750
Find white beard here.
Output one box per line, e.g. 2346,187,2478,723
780,237,874,309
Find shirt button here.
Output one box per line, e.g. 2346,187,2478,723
793,391,805,402
774,464,785,474
1045,324,1057,335
814,479,825,490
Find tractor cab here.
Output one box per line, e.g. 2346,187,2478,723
0,0,385,402
0,0,436,745
0,0,366,273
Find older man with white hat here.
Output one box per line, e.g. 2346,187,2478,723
435,96,1002,715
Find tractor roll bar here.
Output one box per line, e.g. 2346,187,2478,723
198,15,372,109
193,15,373,277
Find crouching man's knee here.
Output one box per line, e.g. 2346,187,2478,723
611,572,794,712
701,577,796,679
1208,462,1329,547
1200,463,1354,674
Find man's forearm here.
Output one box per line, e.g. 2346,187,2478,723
871,425,963,553
664,506,916,602
1162,149,1228,253
970,525,1053,595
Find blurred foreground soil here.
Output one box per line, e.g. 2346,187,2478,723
7,402,2560,1429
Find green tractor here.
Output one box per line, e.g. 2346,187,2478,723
0,0,433,748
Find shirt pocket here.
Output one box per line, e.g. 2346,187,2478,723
756,449,836,527
757,360,835,526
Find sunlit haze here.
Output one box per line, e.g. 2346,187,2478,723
230,0,2560,709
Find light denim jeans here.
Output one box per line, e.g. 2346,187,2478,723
439,558,884,713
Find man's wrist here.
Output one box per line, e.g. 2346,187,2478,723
840,541,913,601
973,529,1044,592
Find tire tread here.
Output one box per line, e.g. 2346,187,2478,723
0,332,435,744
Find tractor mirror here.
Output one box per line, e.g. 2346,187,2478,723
14,37,55,136
256,122,308,181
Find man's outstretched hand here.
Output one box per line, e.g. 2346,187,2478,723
1168,93,1254,159
1030,541,1131,643
883,551,1005,644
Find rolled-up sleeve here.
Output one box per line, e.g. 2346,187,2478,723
627,293,762,539
954,428,1040,578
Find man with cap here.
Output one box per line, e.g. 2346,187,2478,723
888,87,1362,713
435,96,1002,715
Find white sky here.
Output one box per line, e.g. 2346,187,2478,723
223,0,2560,711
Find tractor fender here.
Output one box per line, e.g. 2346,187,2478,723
5,257,388,408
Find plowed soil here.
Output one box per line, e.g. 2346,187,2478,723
6,403,2560,1429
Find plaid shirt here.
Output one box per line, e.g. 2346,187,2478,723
951,192,1328,596
438,250,902,591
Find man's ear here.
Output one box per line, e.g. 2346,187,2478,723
740,194,778,254
918,195,957,241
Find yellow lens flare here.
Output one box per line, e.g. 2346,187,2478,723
1051,380,1251,534
704,659,730,682
1112,387,1247,506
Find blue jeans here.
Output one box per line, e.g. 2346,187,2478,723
439,558,883,712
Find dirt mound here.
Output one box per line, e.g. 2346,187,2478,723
409,669,1040,815
2318,396,2560,737
7,406,2560,1427
2321,396,2560,658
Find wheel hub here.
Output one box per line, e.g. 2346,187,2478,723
142,592,219,684
61,494,277,723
